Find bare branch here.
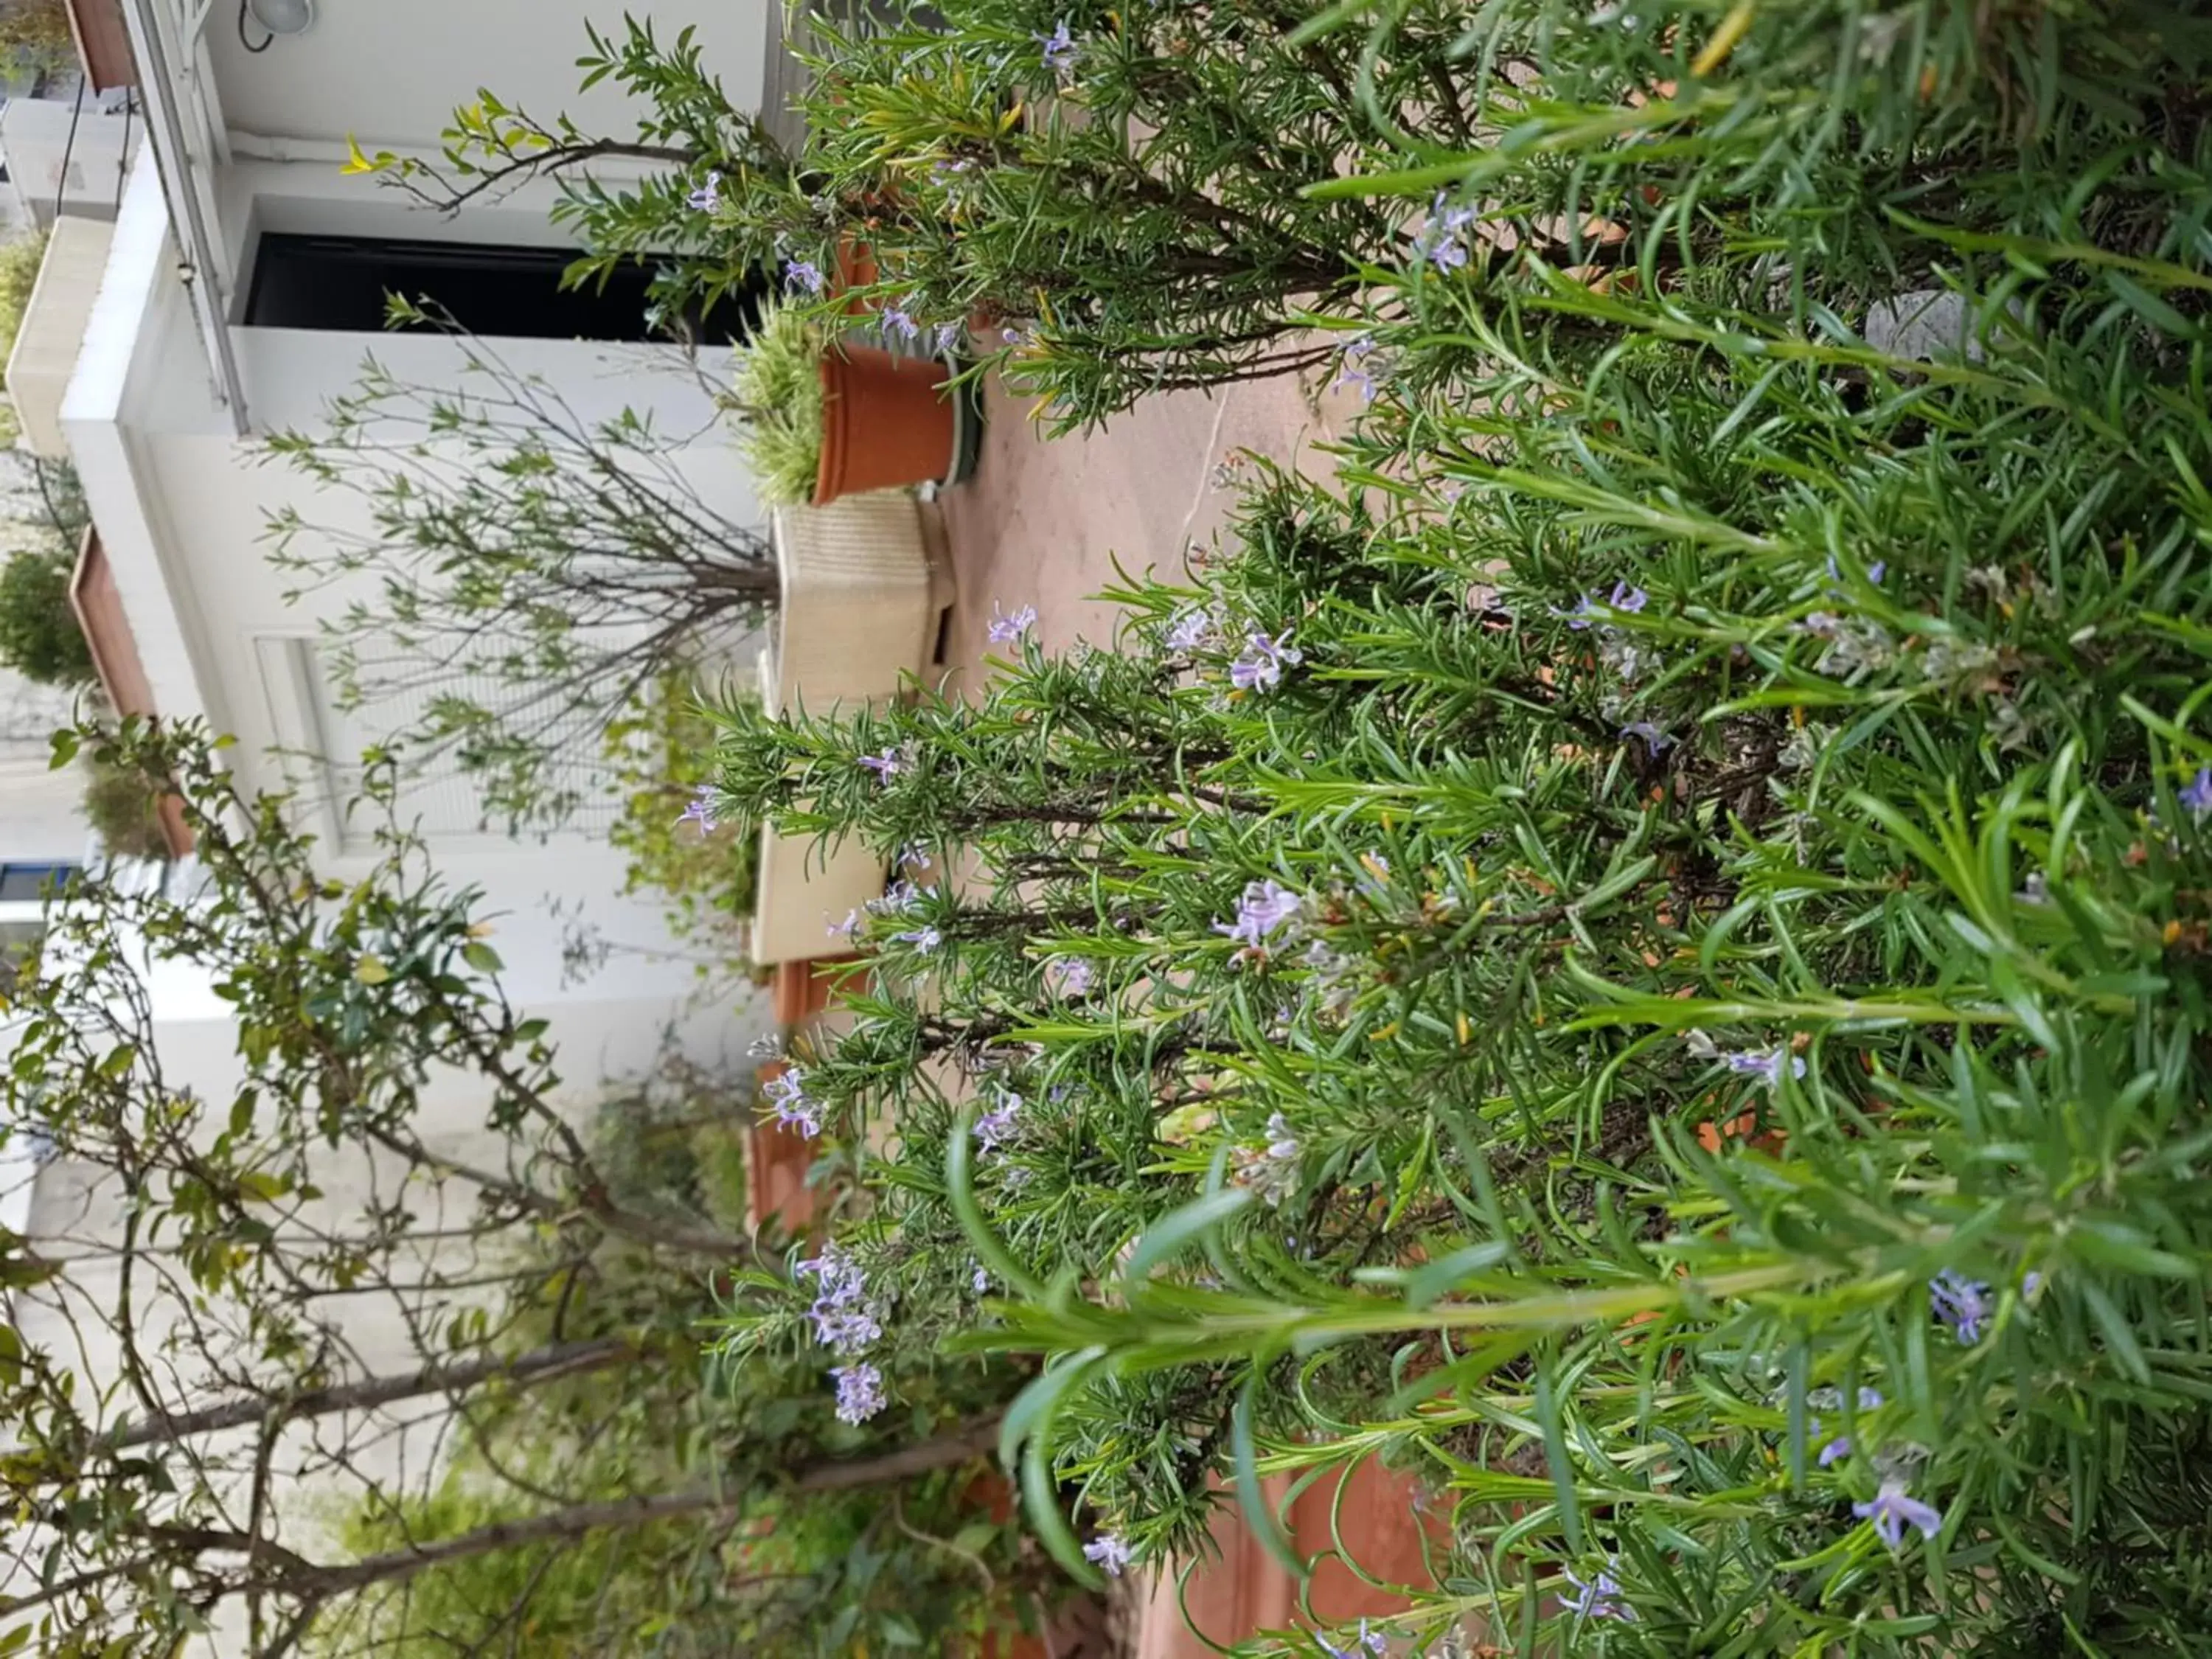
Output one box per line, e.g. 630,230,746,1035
98,1338,636,1454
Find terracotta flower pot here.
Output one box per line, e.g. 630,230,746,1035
815,344,967,504
834,236,881,319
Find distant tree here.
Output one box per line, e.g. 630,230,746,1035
0,544,91,685
0,230,50,370
0,1,75,81
262,305,776,833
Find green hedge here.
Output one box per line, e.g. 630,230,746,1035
698,1,2212,1652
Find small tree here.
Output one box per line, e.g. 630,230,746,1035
262,310,776,832
0,545,92,686
0,718,1040,1658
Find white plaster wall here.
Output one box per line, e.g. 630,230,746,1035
206,0,771,154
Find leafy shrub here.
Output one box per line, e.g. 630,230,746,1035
702,1,2212,1649
0,230,48,369
316,1086,1054,1659
0,545,91,685
81,757,170,862
372,0,2212,434
726,299,827,506
717,435,2212,1651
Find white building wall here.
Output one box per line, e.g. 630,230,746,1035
131,319,764,1016
204,0,769,156
70,150,770,1026
0,95,142,228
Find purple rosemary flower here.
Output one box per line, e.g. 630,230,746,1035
894,925,943,955
784,258,826,296
1082,1533,1134,1576
1165,606,1214,653
973,1091,1021,1150
2181,765,2212,820
1610,580,1649,613
1001,324,1037,348
1814,1386,1884,1466
867,879,922,917
1418,192,1478,274
1229,629,1303,692
686,170,722,213
799,1241,882,1352
1561,596,1599,630
1561,1559,1637,1623
988,601,1038,643
1037,19,1078,72
1826,554,1888,588
832,1361,888,1424
1722,1048,1806,1088
1621,720,1674,754
933,320,966,355
858,746,908,781
1045,957,1094,998
1213,878,1304,953
1930,1269,1993,1343
971,1262,990,1293
1319,1620,1391,1658
1333,333,1382,403
2023,1270,2043,1297
1232,1110,1304,1207
763,1068,823,1138
827,908,860,939
676,785,717,833
1853,1479,1941,1549
880,305,921,344
796,1239,866,1308
811,1304,883,1354
1425,235,1470,274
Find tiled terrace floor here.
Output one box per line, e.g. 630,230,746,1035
936,367,1363,686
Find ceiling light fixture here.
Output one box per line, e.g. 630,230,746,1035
242,0,315,38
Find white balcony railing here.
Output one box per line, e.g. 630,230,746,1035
119,0,249,431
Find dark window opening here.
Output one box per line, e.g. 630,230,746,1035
243,234,771,344
0,862,81,903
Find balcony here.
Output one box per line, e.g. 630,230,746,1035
4,215,113,459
